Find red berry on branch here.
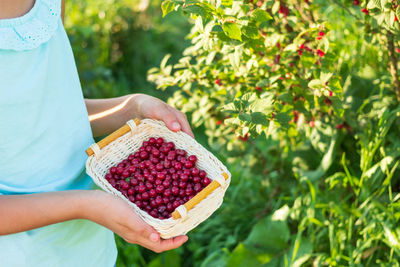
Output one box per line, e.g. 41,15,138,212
279,5,289,17
317,49,325,57
361,8,369,15
324,98,332,105
238,133,249,142
395,16,398,22
256,86,262,92
396,48,400,53
353,0,359,5
335,124,345,129
274,54,281,64
215,79,222,85
329,91,333,97
309,121,315,128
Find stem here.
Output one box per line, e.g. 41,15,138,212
387,32,400,102
294,1,315,24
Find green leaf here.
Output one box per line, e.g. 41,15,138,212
244,215,290,254
285,237,312,267
320,72,333,84
148,250,181,267
222,22,242,41
161,0,175,17
274,112,291,128
271,1,280,14
221,0,233,7
184,4,213,20
227,243,269,267
396,5,400,19
308,79,323,89
242,25,259,39
251,9,273,22
239,113,252,122
249,96,274,113
369,0,382,9
278,93,292,103
251,112,270,126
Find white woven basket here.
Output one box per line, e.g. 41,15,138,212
85,119,231,238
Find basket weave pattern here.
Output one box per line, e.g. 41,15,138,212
86,119,231,238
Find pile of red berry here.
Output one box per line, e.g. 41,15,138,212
104,137,211,219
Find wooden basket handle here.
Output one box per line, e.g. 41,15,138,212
86,118,141,156
171,172,229,220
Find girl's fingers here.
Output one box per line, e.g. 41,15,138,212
169,107,194,138
138,235,189,253
154,105,182,132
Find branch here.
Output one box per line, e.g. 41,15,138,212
330,0,361,20
294,1,315,24
387,32,400,102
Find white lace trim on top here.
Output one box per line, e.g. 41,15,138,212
0,0,61,51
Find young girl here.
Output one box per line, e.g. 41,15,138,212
0,0,192,265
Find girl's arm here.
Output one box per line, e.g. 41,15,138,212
0,190,188,252
85,94,194,138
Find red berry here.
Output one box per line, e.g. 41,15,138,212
156,137,164,145
193,176,201,183
188,155,197,163
202,177,211,186
156,185,165,194
166,203,174,212
149,189,157,197
353,0,359,5
361,8,369,15
317,49,325,57
173,200,180,209
324,98,332,105
128,188,135,196
155,196,163,206
138,185,146,193
199,170,206,178
149,137,156,145
149,210,158,218
274,54,281,64
110,167,117,174
215,79,222,85
179,181,187,189
171,187,179,195
184,161,193,169
194,183,203,192
142,192,150,200
174,162,183,170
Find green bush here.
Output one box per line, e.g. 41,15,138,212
66,0,400,266
148,0,400,265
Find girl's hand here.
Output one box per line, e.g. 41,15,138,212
132,94,194,138
85,190,188,253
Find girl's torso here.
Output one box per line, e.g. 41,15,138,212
0,0,117,265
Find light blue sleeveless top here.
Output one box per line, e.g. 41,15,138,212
0,0,117,266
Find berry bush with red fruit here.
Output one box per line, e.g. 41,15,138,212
147,0,400,265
